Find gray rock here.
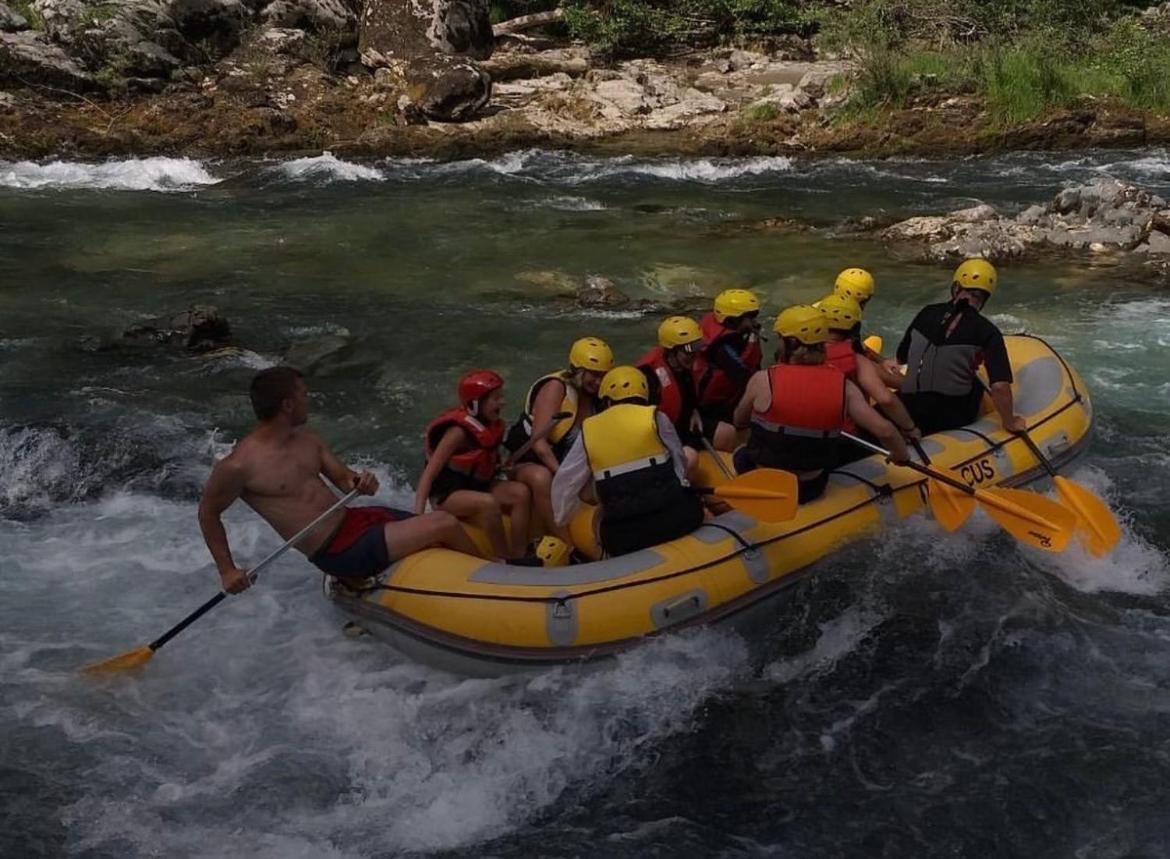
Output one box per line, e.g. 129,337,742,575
1137,230,1170,255
257,25,306,54
404,52,490,121
285,331,355,375
727,48,766,71
0,31,93,89
115,305,231,352
0,2,28,31
261,0,356,32
576,274,629,308
1016,204,1046,226
360,0,492,61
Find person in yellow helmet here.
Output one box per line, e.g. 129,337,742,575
818,293,920,463
833,267,876,309
733,305,909,503
505,336,615,542
636,316,704,476
895,258,1025,435
692,288,764,451
552,365,704,557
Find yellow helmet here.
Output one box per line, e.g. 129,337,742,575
952,258,997,296
568,337,615,373
834,268,876,303
713,289,761,323
599,365,649,403
817,293,863,330
774,304,830,345
534,535,572,567
657,316,704,351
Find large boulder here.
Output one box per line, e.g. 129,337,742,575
30,0,249,79
359,0,492,121
0,2,28,31
0,31,94,89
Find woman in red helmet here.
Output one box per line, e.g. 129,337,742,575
415,370,533,561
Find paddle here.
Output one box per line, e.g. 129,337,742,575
1015,430,1121,556
501,410,573,471
692,468,799,523
842,432,1076,553
83,488,360,675
911,437,976,532
699,434,736,481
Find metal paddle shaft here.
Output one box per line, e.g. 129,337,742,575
153,488,359,650
700,435,735,481
843,431,974,495
502,410,573,469
86,489,360,671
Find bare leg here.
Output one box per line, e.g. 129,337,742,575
439,490,509,559
713,421,738,452
383,510,482,559
491,480,532,558
514,462,572,542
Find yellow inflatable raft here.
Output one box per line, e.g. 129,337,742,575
327,334,1092,676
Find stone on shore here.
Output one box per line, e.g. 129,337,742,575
880,177,1170,261
0,2,28,31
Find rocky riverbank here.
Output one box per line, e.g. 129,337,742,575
4,2,1170,160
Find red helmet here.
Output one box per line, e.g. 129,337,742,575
458,369,504,413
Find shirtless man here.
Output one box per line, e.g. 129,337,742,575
198,366,480,594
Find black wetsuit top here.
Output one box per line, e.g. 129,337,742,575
896,301,1012,434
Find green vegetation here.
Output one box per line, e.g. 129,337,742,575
833,10,1170,121
9,0,43,29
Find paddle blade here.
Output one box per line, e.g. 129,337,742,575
1055,476,1122,556
82,646,154,675
927,479,976,532
977,487,1077,553
863,334,884,354
714,469,799,523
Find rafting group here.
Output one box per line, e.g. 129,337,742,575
195,257,1036,594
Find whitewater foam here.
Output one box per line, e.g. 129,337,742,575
0,157,219,192
278,153,385,183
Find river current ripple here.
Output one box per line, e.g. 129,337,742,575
2,148,1169,858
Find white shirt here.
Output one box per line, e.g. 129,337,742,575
552,411,688,526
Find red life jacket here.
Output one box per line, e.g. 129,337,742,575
825,339,858,381
747,363,846,472
424,407,504,483
636,346,683,425
824,340,860,436
693,312,763,408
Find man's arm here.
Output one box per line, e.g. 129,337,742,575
732,371,764,430
656,412,688,484
845,382,909,464
551,435,591,527
895,309,924,364
197,456,252,594
981,326,1025,433
855,355,919,439
317,432,378,496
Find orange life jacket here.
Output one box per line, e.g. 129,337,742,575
424,407,504,484
693,312,763,409
636,346,683,426
747,363,846,472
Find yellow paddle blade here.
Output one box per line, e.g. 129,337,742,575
82,646,154,675
927,479,976,532
1054,476,1122,556
976,487,1077,553
863,334,884,354
712,468,799,523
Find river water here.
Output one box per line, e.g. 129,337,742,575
2,148,1169,857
